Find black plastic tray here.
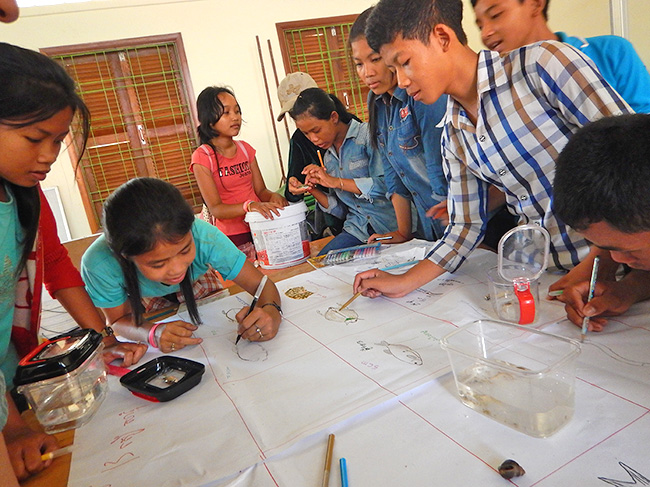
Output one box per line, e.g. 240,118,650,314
120,356,205,402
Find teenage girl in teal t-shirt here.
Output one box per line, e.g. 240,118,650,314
0,189,21,385
82,178,283,351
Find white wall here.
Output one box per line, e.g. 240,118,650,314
1,0,642,238
628,0,650,66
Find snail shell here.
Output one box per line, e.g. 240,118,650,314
498,459,526,479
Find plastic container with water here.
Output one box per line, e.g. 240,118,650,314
245,201,310,269
14,329,108,433
440,320,581,437
490,224,550,325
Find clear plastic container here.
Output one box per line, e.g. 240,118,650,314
440,320,581,437
15,330,108,433
487,266,540,324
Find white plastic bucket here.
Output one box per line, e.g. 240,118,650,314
244,201,310,269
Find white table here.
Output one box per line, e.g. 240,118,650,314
67,247,650,487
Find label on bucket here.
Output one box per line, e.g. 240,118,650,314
251,220,309,269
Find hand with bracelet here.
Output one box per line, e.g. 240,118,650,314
99,329,148,366
103,308,202,354
233,268,283,342
234,301,282,342
243,199,285,220
51,287,148,367
150,320,202,353
111,316,202,354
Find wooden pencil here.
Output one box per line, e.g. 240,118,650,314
339,292,361,312
321,434,335,487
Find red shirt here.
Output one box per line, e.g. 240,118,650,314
11,187,84,358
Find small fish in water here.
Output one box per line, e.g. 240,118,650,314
498,459,525,479
376,341,423,366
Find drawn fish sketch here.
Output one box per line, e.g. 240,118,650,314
320,307,359,323
376,341,423,366
233,341,269,362
586,341,650,367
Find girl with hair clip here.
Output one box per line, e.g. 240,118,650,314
286,87,403,255
349,7,449,243
191,86,287,260
81,178,283,355
0,42,146,480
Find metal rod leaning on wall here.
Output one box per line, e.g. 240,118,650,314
255,35,287,187
268,39,291,142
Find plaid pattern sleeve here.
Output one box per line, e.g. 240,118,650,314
428,41,632,273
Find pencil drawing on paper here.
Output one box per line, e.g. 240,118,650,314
223,308,239,322
376,341,423,366
404,288,443,307
222,309,269,361
320,307,359,323
357,340,373,351
586,341,650,367
234,341,269,362
599,462,650,486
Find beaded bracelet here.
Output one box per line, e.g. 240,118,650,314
148,322,163,348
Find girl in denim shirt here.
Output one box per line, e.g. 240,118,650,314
286,88,406,255
350,7,449,243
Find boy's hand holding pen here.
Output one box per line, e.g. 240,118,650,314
549,280,610,334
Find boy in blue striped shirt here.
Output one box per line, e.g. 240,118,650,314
353,0,632,299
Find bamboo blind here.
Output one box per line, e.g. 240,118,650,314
51,41,200,231
280,21,369,121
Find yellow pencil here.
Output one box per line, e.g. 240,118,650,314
317,150,325,168
339,292,362,312
321,434,335,487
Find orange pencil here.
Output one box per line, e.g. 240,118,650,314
317,150,325,168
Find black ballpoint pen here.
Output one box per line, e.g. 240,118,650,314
235,275,268,344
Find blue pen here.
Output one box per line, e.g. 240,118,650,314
379,259,418,272
379,244,436,272
340,457,349,487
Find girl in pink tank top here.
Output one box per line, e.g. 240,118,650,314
191,87,287,258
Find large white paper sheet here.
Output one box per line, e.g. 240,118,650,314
68,248,650,486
